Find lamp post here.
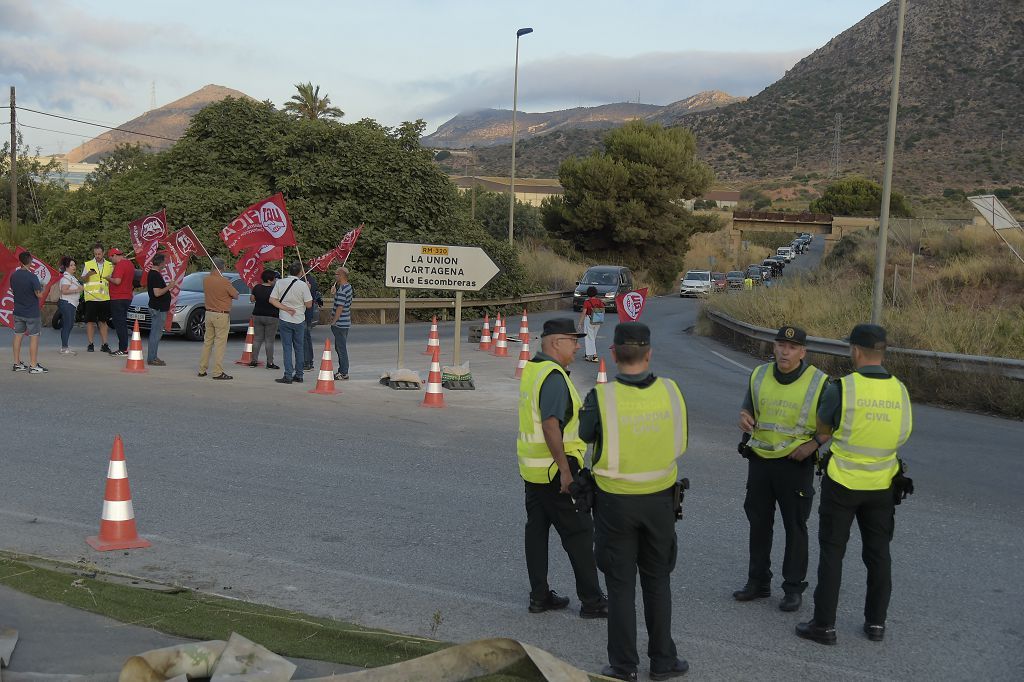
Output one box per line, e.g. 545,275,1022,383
508,27,533,245
870,0,907,325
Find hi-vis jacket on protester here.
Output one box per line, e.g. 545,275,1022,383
827,374,913,490
748,363,828,459
82,258,113,302
517,360,586,483
592,379,687,495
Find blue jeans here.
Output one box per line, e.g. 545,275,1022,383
110,299,130,351
58,300,76,348
279,320,306,379
148,308,166,362
331,326,349,375
303,306,318,366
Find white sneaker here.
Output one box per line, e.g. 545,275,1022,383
12,362,28,372
29,364,49,374
60,348,77,356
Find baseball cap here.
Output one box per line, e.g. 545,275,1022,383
848,324,887,349
774,325,807,345
108,247,124,256
613,322,651,346
541,318,586,338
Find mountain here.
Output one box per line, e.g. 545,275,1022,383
680,0,1024,193
422,90,744,149
66,84,253,163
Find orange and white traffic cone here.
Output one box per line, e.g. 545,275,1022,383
309,339,338,395
597,358,609,384
122,321,147,373
86,435,151,552
492,317,510,357
421,346,447,408
235,318,262,366
423,315,440,355
514,323,532,378
516,308,529,343
478,314,492,351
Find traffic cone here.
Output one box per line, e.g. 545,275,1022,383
597,358,609,384
122,321,147,373
492,316,510,357
86,435,151,552
516,308,529,343
423,315,440,355
514,324,532,378
421,346,447,408
235,318,262,366
478,313,492,351
309,339,338,395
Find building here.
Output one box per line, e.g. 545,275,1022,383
684,189,741,210
38,155,98,191
450,176,563,207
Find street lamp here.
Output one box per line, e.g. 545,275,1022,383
508,27,533,245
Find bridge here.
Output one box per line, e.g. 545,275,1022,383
730,210,876,256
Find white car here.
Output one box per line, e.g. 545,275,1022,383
679,270,713,297
777,247,795,262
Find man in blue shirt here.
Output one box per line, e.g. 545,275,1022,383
330,265,353,380
10,251,48,373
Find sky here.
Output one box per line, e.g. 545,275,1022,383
2,0,889,155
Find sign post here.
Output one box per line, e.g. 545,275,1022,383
385,242,500,370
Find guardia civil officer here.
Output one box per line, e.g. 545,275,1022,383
517,318,608,618
797,324,913,645
734,325,828,612
580,322,690,681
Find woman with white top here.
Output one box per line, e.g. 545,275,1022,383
57,256,83,355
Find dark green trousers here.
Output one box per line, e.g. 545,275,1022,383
594,488,678,675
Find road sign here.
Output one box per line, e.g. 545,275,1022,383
385,242,499,292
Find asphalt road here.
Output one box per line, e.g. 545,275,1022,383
1,242,1021,680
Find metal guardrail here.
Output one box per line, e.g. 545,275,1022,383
350,290,574,323
706,309,1024,381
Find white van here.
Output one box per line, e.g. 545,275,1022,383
777,246,795,262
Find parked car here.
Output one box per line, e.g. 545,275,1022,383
127,271,255,341
711,271,728,292
777,246,795,262
572,265,634,312
799,232,813,243
745,265,764,286
726,270,745,289
679,270,713,297
762,258,783,277
790,239,806,254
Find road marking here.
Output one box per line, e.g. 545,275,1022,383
711,350,752,372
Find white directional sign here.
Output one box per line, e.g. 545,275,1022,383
385,242,500,292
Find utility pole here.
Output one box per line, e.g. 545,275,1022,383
9,86,16,234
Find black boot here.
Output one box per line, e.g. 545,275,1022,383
796,620,837,645
528,589,569,614
779,593,802,612
733,584,770,601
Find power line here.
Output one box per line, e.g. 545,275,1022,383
17,121,119,139
15,106,179,142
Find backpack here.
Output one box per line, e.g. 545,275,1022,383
589,305,605,324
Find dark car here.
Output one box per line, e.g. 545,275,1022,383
726,270,745,289
745,265,764,285
573,265,634,312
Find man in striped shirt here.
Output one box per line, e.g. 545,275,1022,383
330,266,354,380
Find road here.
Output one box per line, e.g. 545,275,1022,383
1,242,1021,679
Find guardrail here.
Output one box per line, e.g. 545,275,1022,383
706,309,1024,381
350,290,574,324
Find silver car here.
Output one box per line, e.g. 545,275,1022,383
127,271,255,341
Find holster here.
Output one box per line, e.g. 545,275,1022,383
569,468,596,514
738,432,753,459
673,478,690,521
893,458,915,505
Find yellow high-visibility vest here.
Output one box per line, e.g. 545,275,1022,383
828,373,913,490
81,258,113,302
517,360,586,483
748,363,828,458
593,378,687,495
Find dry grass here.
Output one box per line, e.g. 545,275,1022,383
683,224,772,273
518,244,587,292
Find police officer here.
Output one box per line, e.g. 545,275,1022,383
518,318,607,618
734,325,828,612
580,322,689,681
797,324,913,645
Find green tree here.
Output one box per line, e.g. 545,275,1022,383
283,82,344,121
542,121,715,287
0,130,65,227
456,187,544,242
809,176,913,217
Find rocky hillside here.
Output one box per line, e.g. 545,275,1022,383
423,90,743,149
682,0,1024,193
67,84,252,163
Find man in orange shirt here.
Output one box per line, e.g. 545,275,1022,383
197,258,238,380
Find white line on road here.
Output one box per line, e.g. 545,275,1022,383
710,350,752,373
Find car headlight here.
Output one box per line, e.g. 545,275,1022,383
173,305,186,313
604,293,615,298
573,292,583,297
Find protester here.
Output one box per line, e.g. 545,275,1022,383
270,261,313,384
577,286,605,362
10,251,48,373
330,265,353,380
302,271,322,371
250,269,280,370
57,256,83,355
145,253,181,366
197,258,239,380
81,243,113,353
107,247,136,357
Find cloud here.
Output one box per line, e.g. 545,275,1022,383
410,50,809,118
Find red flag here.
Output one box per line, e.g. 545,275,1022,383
0,272,14,329
614,288,649,323
235,248,265,289
166,226,207,262
256,243,285,261
307,247,339,273
15,247,59,307
156,245,190,332
307,225,363,272
0,242,20,274
220,193,296,255
129,210,168,270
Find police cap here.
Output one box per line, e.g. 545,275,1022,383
774,325,807,345
613,322,651,346
848,323,887,350
542,318,586,337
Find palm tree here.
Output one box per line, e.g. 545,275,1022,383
283,82,344,121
